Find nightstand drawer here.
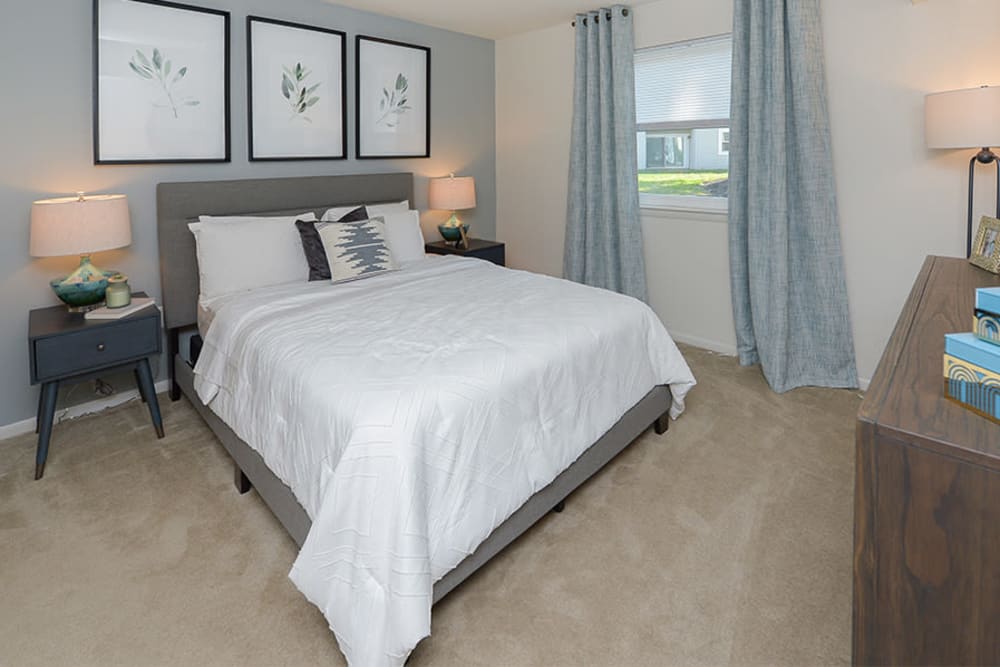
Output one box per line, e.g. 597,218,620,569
33,315,160,382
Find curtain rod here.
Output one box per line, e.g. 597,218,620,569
571,8,629,27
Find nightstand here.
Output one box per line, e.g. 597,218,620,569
28,294,164,480
425,239,505,266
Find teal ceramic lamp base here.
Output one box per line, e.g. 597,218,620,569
437,213,470,247
50,255,115,311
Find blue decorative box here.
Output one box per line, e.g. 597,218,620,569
976,286,1000,314
944,333,1000,424
975,309,1000,346
975,287,1000,346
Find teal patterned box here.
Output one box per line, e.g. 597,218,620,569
944,333,1000,424
976,287,1000,346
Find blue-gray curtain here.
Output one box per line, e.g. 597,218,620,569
729,0,858,392
564,5,647,302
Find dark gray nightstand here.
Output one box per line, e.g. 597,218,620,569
28,293,164,479
425,239,505,266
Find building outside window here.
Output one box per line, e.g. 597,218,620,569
635,34,732,209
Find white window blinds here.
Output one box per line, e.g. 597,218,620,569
635,34,732,131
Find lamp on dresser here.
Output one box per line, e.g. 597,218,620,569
925,85,1000,258
30,193,131,310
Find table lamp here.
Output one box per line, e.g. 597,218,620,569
925,85,1000,257
429,174,476,248
30,193,131,310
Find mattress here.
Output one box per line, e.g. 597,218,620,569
193,256,696,666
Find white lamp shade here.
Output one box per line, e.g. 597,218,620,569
925,86,1000,149
30,194,131,257
429,176,476,211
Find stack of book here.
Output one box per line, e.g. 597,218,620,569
943,287,1000,424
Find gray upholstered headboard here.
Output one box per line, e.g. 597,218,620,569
156,172,414,330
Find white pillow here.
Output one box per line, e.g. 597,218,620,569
321,200,409,222
367,200,410,219
382,210,426,264
188,213,317,299
192,211,316,230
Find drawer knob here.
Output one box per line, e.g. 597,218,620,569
96,343,106,352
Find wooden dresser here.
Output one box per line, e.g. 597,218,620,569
854,256,1000,665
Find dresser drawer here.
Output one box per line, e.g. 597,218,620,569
33,315,160,382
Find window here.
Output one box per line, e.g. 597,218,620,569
635,34,732,211
718,128,730,156
644,133,688,169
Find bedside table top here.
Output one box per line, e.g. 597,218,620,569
29,292,158,341
425,239,503,252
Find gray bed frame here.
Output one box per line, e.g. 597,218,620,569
156,172,672,604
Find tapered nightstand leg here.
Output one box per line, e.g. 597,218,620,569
136,358,164,439
35,389,43,434
134,369,147,403
34,381,59,480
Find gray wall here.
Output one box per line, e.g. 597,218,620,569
0,0,495,429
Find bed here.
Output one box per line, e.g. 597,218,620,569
156,172,695,665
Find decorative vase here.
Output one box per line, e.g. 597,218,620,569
49,255,116,310
104,274,132,309
438,223,470,244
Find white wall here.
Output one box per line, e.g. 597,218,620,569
496,0,1000,385
496,0,736,357
825,0,1000,384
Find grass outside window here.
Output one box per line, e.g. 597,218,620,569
638,170,728,197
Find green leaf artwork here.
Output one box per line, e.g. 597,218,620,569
281,62,321,123
375,73,411,128
128,48,196,118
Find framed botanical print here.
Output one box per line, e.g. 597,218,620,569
247,17,346,161
355,36,430,159
93,0,230,163
970,215,1000,274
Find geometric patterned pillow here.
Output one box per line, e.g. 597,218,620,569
317,216,398,283
295,205,369,281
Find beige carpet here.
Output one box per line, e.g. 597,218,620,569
0,346,860,666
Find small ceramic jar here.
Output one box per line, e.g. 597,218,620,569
105,274,131,309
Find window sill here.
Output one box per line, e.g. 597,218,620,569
640,194,727,214
640,201,728,224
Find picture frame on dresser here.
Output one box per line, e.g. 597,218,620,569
93,0,230,164
247,16,347,161
355,35,430,159
970,215,1000,274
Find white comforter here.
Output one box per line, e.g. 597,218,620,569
194,257,695,666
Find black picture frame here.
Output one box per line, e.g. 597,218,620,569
93,0,231,164
355,35,431,159
247,16,347,161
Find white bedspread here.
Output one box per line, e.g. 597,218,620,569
194,257,695,666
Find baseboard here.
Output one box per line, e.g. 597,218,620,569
0,380,170,441
669,332,738,357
